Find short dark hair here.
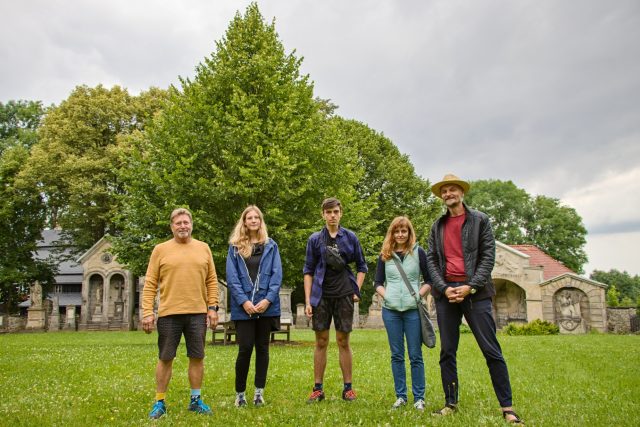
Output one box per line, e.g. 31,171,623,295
321,197,342,212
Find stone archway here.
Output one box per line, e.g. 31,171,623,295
109,273,126,321
89,273,104,322
493,279,527,329
553,287,589,333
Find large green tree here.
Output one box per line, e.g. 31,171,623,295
591,269,640,305
113,4,369,290
465,179,588,273
18,85,167,251
0,101,56,311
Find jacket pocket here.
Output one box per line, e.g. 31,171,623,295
259,272,271,290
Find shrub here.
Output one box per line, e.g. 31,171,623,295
503,319,560,336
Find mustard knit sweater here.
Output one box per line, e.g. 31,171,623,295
142,238,219,318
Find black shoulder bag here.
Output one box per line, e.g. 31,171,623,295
392,257,436,348
324,231,346,271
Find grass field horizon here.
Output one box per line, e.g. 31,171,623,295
0,329,638,426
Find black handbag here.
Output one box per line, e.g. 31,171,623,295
392,257,436,348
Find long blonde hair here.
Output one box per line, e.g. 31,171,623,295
229,205,269,258
380,216,416,261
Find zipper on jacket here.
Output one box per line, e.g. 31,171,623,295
237,243,270,318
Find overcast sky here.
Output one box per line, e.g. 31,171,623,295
2,0,639,276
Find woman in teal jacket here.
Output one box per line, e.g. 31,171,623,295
374,216,431,411
226,206,282,408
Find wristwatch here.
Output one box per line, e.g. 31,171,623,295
208,305,219,312
469,286,477,295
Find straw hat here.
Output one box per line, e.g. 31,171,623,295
431,173,470,198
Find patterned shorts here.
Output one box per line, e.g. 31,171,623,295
157,313,207,360
312,295,354,333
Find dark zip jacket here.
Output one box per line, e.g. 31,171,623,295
426,203,496,301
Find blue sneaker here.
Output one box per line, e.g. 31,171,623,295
149,400,166,419
188,398,213,415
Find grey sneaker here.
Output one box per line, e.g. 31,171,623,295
414,399,426,411
392,397,407,409
254,393,265,407
235,393,247,408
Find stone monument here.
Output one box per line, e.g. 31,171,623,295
279,288,293,323
295,303,309,328
26,281,46,330
48,295,60,331
365,293,384,328
65,305,77,330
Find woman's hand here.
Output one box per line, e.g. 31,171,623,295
254,299,271,313
243,300,257,314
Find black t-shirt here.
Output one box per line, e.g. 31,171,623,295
322,235,353,298
245,243,264,284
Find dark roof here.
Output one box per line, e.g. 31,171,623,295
35,229,83,277
18,292,82,308
509,244,575,280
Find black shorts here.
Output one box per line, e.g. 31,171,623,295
157,314,207,360
312,295,354,333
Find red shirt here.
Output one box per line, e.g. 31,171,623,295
444,213,466,277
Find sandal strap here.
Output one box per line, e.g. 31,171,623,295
502,410,524,424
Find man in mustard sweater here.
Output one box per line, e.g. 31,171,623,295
142,208,219,419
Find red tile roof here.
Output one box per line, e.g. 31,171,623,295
508,244,575,281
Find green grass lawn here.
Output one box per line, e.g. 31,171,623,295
0,329,638,426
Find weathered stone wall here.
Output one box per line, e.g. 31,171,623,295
607,307,637,333
0,316,27,333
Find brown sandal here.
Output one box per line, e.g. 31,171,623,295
503,410,524,424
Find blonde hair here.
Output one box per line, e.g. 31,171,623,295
229,205,268,258
170,208,192,223
380,216,416,261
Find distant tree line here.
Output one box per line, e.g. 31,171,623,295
0,4,590,312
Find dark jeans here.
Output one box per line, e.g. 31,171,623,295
435,294,513,407
235,317,274,392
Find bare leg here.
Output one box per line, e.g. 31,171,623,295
156,359,173,393
314,330,330,383
188,357,204,389
336,331,352,383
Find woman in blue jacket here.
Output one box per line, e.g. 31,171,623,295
226,206,282,407
374,216,431,411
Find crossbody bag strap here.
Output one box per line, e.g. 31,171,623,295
391,256,420,303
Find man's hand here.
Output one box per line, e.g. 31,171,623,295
142,315,155,334
352,294,360,302
447,285,471,303
305,303,313,318
207,309,219,330
254,299,271,313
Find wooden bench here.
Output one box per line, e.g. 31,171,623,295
270,319,292,343
211,321,236,345
212,319,292,345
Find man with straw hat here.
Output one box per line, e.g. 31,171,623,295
426,174,524,425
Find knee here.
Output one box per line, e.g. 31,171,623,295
335,335,350,350
316,336,329,350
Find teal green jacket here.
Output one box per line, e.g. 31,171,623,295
380,244,424,312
